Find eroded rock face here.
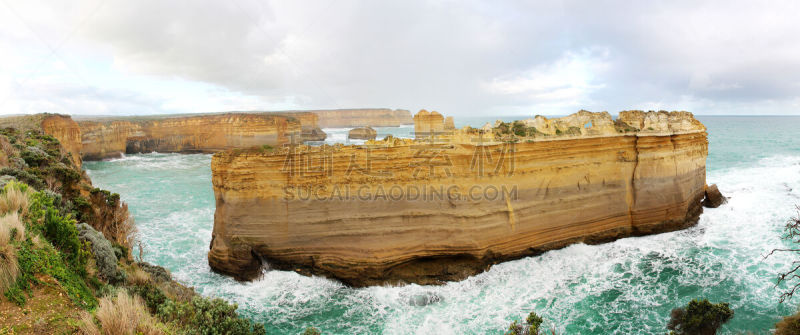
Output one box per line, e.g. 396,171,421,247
0,114,83,168
347,127,377,140
208,110,710,286
41,115,83,168
310,109,412,128
77,113,302,160
702,184,727,208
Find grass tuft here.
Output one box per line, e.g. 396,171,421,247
83,290,164,335
0,181,32,217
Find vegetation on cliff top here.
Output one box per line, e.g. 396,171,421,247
0,126,265,334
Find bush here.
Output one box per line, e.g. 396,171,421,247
512,121,527,137
130,283,168,314
667,299,733,335
77,222,125,284
302,327,322,335
158,296,266,335
0,167,43,190
42,207,88,275
20,146,47,167
6,236,96,308
506,311,545,335
137,262,172,283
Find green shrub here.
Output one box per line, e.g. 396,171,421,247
302,327,321,335
0,167,44,189
5,237,96,308
77,223,125,284
158,295,266,335
42,207,88,275
506,311,545,335
512,121,527,137
20,147,47,166
130,283,168,314
667,299,733,335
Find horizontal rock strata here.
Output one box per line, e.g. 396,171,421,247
306,109,412,128
347,127,377,140
208,110,710,286
76,113,303,160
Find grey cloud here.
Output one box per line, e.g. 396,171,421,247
17,0,800,115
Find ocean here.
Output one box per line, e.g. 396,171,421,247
83,116,800,334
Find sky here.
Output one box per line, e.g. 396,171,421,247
1,0,800,117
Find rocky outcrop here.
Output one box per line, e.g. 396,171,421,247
267,112,326,141
77,113,302,160
208,110,710,287
702,184,727,208
0,114,83,168
413,110,449,138
347,127,377,140
306,109,412,128
41,115,83,168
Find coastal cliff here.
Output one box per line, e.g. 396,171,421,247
305,108,412,127
77,113,303,160
208,110,709,286
0,114,83,168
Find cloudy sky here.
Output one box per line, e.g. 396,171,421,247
1,0,799,116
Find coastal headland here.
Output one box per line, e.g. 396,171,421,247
207,109,711,286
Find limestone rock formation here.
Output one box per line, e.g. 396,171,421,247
702,184,727,208
413,110,451,139
208,110,711,287
268,112,326,141
309,109,412,128
0,114,83,168
347,127,377,140
77,113,302,160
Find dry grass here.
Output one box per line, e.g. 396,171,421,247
0,212,23,294
127,268,150,286
44,175,62,193
0,224,19,294
80,290,163,335
0,136,17,158
111,203,137,257
0,183,32,217
78,312,101,335
0,213,25,241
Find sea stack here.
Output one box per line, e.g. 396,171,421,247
208,110,710,286
347,127,377,140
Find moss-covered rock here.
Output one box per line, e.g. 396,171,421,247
137,262,171,283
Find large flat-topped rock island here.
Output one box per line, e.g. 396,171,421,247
207,109,710,286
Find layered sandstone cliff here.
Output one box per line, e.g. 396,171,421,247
0,114,83,168
304,108,412,128
77,113,303,160
208,110,709,286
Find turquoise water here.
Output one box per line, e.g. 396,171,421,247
83,116,800,334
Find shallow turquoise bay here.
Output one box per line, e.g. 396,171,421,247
84,116,800,334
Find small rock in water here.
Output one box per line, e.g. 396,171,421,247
702,184,727,208
408,291,444,306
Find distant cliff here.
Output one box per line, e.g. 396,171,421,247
208,110,709,286
77,113,305,160
302,108,412,128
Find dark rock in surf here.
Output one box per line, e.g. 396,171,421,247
702,184,727,208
